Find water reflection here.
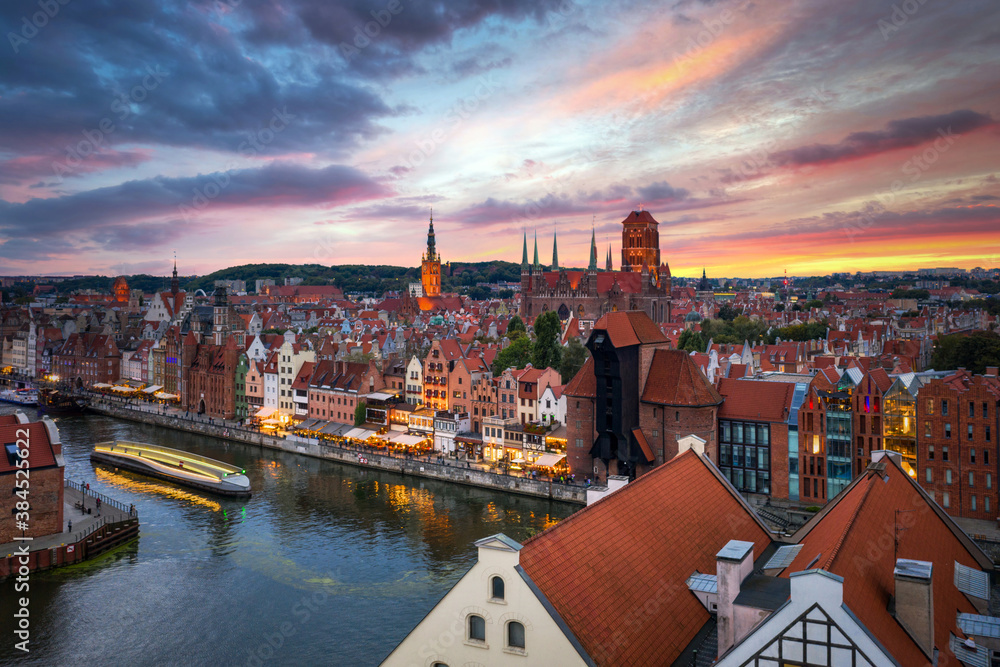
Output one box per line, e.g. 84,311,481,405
0,406,575,665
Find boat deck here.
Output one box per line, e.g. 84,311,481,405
91,441,251,496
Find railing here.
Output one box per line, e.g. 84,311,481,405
65,479,137,516
755,506,790,529
64,514,139,548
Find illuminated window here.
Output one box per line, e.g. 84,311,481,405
812,435,820,454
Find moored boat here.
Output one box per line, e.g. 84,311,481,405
90,440,251,498
38,388,86,415
0,388,39,406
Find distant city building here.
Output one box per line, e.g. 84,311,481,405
520,210,672,327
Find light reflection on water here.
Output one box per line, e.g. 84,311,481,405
0,407,574,665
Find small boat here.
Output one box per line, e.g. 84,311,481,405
38,388,85,415
0,388,39,406
90,440,251,498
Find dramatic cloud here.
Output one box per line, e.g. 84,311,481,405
772,110,996,168
0,0,998,275
0,162,387,243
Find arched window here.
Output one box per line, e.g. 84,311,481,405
491,576,505,600
468,615,486,642
507,621,525,649
432,663,449,667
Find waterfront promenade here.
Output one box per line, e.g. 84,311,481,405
0,481,139,579
84,397,587,505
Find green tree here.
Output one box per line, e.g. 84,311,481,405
354,400,367,426
805,299,824,309
677,329,705,352
717,302,738,321
492,336,532,375
467,286,490,301
558,337,590,383
931,332,1000,374
507,315,526,337
532,311,563,370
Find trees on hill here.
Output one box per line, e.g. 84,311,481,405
932,331,1000,375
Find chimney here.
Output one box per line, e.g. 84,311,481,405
871,449,902,467
585,475,628,506
893,559,934,658
716,539,755,656
676,434,706,458
987,367,999,377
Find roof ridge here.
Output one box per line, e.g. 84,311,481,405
520,450,702,549
824,475,877,570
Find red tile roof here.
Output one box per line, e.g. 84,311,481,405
641,349,723,406
563,357,596,398
717,378,794,422
518,450,771,666
592,310,667,348
0,421,57,475
784,456,992,666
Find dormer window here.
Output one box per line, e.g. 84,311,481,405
491,576,505,601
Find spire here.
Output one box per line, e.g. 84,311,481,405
605,244,612,271
170,250,179,296
588,226,598,271
521,231,529,269
551,226,559,271
426,208,436,260
532,230,540,271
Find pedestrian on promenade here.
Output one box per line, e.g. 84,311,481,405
68,520,72,532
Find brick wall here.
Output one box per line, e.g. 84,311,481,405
917,378,1000,520
0,466,63,543
639,403,718,464
566,396,595,477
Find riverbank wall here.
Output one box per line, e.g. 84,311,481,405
86,404,586,505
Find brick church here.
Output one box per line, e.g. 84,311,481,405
520,209,672,326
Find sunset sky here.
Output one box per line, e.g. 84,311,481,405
1,0,998,278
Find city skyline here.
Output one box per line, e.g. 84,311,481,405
1,0,998,278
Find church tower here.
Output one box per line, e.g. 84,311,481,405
421,210,442,298
620,208,661,274
213,285,229,346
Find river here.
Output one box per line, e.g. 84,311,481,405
0,406,575,666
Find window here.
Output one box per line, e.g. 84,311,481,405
984,402,989,419
987,496,991,513
927,398,934,415
945,424,951,439
969,425,975,440
943,446,949,461
925,422,932,437
946,469,952,485
970,472,975,487
507,621,525,649
468,615,486,642
943,491,950,508
972,495,977,511
987,426,992,442
942,400,949,416
491,576,505,601
971,402,976,418
675,411,680,421
926,468,933,483
989,473,993,489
